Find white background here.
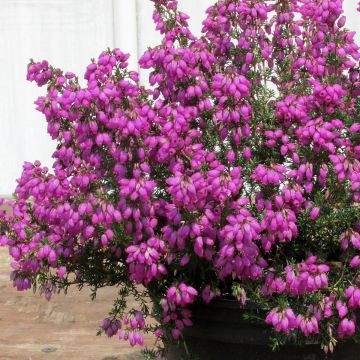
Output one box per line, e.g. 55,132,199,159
0,0,358,195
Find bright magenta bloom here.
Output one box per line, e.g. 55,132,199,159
1,0,360,354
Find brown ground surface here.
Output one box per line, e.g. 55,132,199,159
0,248,155,360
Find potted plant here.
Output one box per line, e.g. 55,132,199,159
1,0,360,358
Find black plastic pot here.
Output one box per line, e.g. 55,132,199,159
166,299,360,360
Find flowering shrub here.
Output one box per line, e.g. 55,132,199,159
1,0,360,356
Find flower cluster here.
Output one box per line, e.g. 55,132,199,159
265,308,297,334
285,257,330,296
125,237,167,284
160,283,197,340
0,0,360,355
261,257,329,297
118,312,146,347
295,305,322,337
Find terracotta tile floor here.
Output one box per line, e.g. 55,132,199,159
0,248,155,360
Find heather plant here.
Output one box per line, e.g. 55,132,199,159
1,0,360,357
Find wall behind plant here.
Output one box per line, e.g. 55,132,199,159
0,0,358,195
